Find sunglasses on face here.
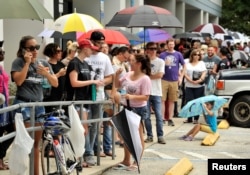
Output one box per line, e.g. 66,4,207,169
24,45,40,51
0,51,5,55
56,49,62,54
147,47,157,51
193,53,201,56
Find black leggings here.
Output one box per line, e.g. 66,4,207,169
185,86,205,122
0,124,14,159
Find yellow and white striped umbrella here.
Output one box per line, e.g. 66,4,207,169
53,12,103,34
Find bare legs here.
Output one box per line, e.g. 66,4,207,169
121,122,144,166
25,122,42,175
185,124,201,138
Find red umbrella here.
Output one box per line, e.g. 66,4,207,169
191,23,227,35
106,5,182,28
78,29,130,45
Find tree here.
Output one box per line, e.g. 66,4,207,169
220,0,250,35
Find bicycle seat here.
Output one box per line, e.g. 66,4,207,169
43,114,71,136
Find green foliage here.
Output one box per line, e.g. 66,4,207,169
220,0,250,35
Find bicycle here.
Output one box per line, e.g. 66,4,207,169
40,109,82,175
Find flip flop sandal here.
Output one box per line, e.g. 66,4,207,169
126,165,138,171
82,162,91,168
113,163,129,170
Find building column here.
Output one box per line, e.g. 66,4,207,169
176,1,185,33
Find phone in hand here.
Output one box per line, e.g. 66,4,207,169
22,49,26,56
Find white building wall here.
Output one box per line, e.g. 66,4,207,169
1,0,54,75
186,10,202,32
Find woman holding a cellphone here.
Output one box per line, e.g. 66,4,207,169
11,35,58,175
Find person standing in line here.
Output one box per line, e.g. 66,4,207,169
159,38,186,127
43,43,66,112
213,47,231,73
93,42,113,157
109,46,131,148
144,42,166,144
183,49,207,124
61,41,78,66
83,31,114,166
0,41,14,170
11,36,58,175
113,54,151,171
202,46,220,95
65,39,104,167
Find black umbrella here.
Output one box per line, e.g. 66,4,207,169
106,5,182,28
114,29,142,42
111,101,142,173
38,29,63,39
173,32,201,39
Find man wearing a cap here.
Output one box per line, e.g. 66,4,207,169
84,31,114,166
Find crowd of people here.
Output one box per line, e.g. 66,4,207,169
0,32,249,174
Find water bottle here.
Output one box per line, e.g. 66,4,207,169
96,85,105,101
120,87,127,105
91,84,96,101
54,140,67,173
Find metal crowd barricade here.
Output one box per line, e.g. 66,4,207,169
0,99,115,174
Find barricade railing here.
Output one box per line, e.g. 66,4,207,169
0,99,116,174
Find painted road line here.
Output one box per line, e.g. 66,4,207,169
181,151,209,160
145,149,176,159
219,152,242,158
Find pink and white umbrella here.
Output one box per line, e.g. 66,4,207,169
192,23,227,35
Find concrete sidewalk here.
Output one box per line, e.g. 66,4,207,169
1,117,184,175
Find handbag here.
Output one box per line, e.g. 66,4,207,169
192,71,204,85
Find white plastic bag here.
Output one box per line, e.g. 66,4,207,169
67,104,85,158
9,113,34,175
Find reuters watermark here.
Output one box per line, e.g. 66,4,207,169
208,159,249,175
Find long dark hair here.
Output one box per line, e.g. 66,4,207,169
17,35,35,58
43,43,60,58
135,54,151,76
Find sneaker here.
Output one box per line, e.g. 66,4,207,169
163,120,166,124
144,137,153,143
168,120,175,126
84,156,96,166
179,135,187,140
158,137,166,144
184,136,193,141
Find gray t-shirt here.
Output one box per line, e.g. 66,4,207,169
203,55,220,83
11,57,53,101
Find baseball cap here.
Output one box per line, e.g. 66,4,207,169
78,39,99,51
90,31,105,41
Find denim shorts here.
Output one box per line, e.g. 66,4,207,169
13,99,45,123
131,106,148,121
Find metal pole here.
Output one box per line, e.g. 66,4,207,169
100,0,104,25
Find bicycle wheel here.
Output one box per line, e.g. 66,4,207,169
62,136,81,175
41,139,61,175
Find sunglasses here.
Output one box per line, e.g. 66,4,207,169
24,45,40,51
193,53,201,56
147,47,157,51
0,51,5,55
56,49,62,54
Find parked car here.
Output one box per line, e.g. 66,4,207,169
214,69,250,127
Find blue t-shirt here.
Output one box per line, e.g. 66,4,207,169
159,51,185,81
205,114,217,133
